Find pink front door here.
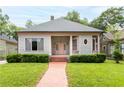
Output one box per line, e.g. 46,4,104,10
55,42,66,55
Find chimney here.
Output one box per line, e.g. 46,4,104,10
50,16,54,20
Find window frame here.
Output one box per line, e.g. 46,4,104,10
25,38,44,51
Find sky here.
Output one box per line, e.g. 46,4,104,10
0,6,111,27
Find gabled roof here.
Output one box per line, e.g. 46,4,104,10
103,30,124,40
0,34,17,44
19,18,102,32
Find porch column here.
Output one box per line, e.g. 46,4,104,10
70,35,72,55
98,35,100,53
49,36,52,55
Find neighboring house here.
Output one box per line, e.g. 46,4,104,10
17,17,103,56
0,34,17,57
102,30,124,56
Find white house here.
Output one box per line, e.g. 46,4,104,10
17,17,103,56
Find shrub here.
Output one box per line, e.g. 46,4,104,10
69,54,106,63
7,54,22,63
113,51,123,63
70,55,80,62
37,54,49,63
96,54,106,63
21,54,38,62
7,54,49,63
79,55,97,63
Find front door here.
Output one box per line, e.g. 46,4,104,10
55,42,66,55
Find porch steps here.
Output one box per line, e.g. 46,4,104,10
50,56,68,62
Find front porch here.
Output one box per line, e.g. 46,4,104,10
51,36,79,56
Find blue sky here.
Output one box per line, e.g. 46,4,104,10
0,6,111,27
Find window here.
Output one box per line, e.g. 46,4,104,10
25,38,44,51
55,44,58,50
32,38,37,50
122,44,124,54
73,39,77,50
92,36,98,51
84,39,87,44
64,43,66,50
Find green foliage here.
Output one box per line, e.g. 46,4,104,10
25,19,34,28
79,18,89,25
65,10,80,22
7,54,49,63
90,7,124,30
21,54,38,62
69,54,106,63
0,8,9,34
96,53,106,63
7,54,22,63
70,55,80,62
65,10,89,25
37,54,49,63
113,50,123,63
0,8,23,40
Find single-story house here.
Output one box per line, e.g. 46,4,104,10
17,17,103,56
102,30,124,56
0,34,17,58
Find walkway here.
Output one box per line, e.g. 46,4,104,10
0,60,7,64
37,62,68,87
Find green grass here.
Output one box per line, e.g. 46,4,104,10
0,63,48,87
67,60,124,87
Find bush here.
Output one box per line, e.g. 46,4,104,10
37,54,49,63
70,54,106,63
69,55,80,62
7,54,22,63
21,54,38,62
7,54,49,63
96,54,106,63
113,51,123,63
79,55,97,63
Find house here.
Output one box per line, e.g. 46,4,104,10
0,34,17,58
102,30,124,56
17,17,103,56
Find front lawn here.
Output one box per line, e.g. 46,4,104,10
0,63,48,87
67,60,124,87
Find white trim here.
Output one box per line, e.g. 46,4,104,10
70,35,72,55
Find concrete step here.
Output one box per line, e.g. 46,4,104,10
50,56,68,62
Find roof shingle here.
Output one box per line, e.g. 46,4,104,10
19,18,102,32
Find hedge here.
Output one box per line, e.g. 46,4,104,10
7,54,49,63
70,54,106,63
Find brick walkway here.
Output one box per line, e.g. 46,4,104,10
37,62,68,87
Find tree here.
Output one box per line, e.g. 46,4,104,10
5,23,24,40
0,8,23,40
0,8,9,34
106,24,123,63
91,7,124,30
65,10,80,23
65,10,89,25
25,19,34,28
80,18,89,25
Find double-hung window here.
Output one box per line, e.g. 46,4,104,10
25,38,44,51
